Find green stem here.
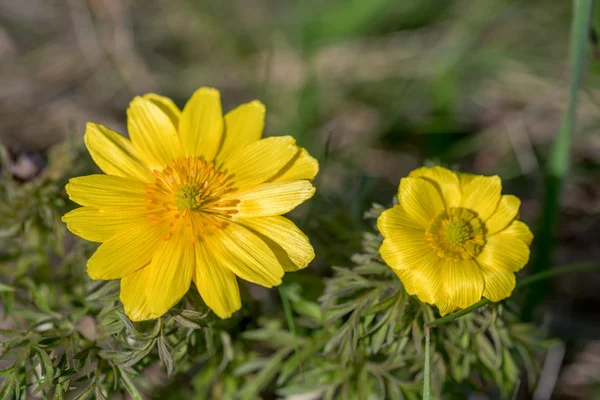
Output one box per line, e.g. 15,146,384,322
522,0,595,320
423,326,431,400
427,299,490,329
278,286,303,376
427,262,599,328
516,262,598,289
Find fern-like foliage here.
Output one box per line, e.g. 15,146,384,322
231,204,551,399
0,141,551,399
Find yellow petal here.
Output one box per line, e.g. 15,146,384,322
435,296,456,317
225,136,298,190
87,221,166,280
84,123,153,182
225,180,315,218
398,177,445,229
179,87,224,161
238,216,314,272
477,232,530,272
127,96,182,169
205,222,284,287
460,175,501,221
269,148,319,182
499,220,533,246
120,267,161,321
145,229,195,316
393,250,445,305
480,263,516,302
143,93,181,128
378,207,427,269
377,205,421,237
379,228,430,271
457,171,477,188
194,242,241,319
217,100,265,163
65,175,147,213
62,207,146,242
408,166,461,208
441,259,484,309
485,195,520,235
142,93,181,129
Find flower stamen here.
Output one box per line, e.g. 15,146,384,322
145,157,239,241
425,207,486,261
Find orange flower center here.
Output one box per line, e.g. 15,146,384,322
144,157,239,241
425,207,486,261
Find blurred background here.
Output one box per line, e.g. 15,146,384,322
0,0,599,398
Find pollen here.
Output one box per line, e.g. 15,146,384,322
144,157,239,241
425,207,486,262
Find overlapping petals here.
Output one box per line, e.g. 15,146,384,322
63,87,318,321
378,166,533,316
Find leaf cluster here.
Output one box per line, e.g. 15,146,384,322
0,140,553,399
0,142,225,399
226,205,551,399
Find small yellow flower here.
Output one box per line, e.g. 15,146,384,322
63,88,318,321
377,166,533,316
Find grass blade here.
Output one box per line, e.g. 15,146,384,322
523,0,595,319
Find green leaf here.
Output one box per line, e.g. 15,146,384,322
277,340,325,385
232,358,269,376
0,283,15,293
35,347,54,386
118,367,142,400
120,339,156,367
0,375,15,400
0,224,20,239
85,282,119,302
241,329,295,346
157,335,174,377
172,315,202,329
365,293,399,315
371,324,388,354
476,333,501,370
239,347,293,400
502,348,519,384
0,366,14,377
291,299,322,323
53,383,64,400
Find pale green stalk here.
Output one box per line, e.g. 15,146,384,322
523,0,595,319
422,326,431,400
427,262,599,328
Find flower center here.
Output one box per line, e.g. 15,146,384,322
145,157,239,241
425,207,486,261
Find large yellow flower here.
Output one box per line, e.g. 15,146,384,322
377,166,533,316
62,88,318,321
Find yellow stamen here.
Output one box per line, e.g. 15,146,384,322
145,157,239,241
425,207,486,261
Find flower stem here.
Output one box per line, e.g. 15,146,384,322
522,0,595,320
278,286,303,377
423,326,431,400
426,262,600,328
426,299,490,328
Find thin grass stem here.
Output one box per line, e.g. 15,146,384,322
522,0,595,319
423,326,431,400
427,262,600,328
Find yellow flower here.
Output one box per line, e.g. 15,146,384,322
62,88,318,321
377,166,533,316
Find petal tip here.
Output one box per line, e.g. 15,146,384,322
306,182,317,198
213,304,242,319
86,263,103,281
248,100,266,113
193,86,220,98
